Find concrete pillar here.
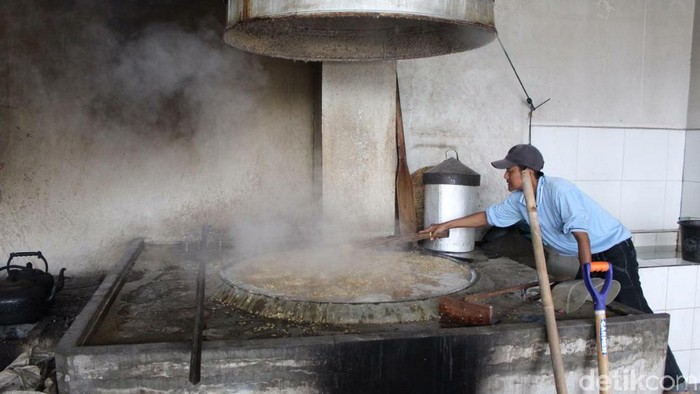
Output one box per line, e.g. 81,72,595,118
321,62,397,236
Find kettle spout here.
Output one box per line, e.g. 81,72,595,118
47,268,66,303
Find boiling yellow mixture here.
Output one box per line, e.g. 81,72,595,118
220,248,471,303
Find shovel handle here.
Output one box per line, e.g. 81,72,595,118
583,261,613,312
589,261,610,273
595,310,611,393
586,260,612,394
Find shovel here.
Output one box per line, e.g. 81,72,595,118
584,261,614,394
551,278,621,314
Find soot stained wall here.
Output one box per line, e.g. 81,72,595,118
0,0,315,273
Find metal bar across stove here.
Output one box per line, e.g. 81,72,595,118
189,225,211,385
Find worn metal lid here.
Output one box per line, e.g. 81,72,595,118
224,0,496,62
423,157,480,186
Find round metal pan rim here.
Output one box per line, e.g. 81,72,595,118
216,250,479,324
215,269,478,324
224,13,497,62
219,267,478,306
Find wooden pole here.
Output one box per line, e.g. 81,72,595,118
521,169,568,394
395,75,417,235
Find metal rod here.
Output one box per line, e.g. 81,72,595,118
497,35,534,111
497,35,550,143
189,225,211,385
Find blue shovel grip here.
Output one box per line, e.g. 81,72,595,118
583,261,613,312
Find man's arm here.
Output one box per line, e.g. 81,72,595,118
572,231,592,266
420,211,488,237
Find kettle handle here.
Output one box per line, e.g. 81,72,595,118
444,148,460,161
6,251,49,272
0,265,35,278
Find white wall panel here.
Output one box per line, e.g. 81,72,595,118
576,180,622,220
531,126,579,179
620,180,665,230
576,128,625,181
664,181,683,229
682,181,700,218
623,129,669,181
684,131,700,182
668,130,687,181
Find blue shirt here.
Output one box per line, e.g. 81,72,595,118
485,176,631,256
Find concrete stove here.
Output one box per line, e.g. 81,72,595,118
55,239,669,393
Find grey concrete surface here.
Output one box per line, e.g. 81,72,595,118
321,62,397,235
687,0,700,129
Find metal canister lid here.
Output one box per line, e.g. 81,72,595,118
423,157,480,186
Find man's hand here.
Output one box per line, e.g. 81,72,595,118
420,223,451,240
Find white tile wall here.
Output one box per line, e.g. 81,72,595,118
681,181,700,218
577,128,625,181
623,129,669,181
675,350,692,381
669,309,694,351
681,130,700,217
531,126,579,179
666,265,698,310
657,232,678,246
534,126,698,376
693,308,700,350
640,265,699,359
696,267,700,310
684,131,700,182
634,233,657,247
576,181,622,219
640,266,668,310
689,349,700,384
532,126,685,232
663,181,683,230
667,130,686,181
620,181,666,230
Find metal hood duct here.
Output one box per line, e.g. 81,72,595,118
224,0,496,61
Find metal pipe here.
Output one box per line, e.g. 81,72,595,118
189,225,211,385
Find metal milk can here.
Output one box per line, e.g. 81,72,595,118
422,152,481,253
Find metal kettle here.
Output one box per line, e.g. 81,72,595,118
422,150,481,253
0,251,66,326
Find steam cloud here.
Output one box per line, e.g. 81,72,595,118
4,1,266,141
0,0,378,273
0,0,316,273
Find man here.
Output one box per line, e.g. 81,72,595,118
421,144,687,393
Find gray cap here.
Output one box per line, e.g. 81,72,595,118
491,144,545,171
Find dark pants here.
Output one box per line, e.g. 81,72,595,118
588,238,684,389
